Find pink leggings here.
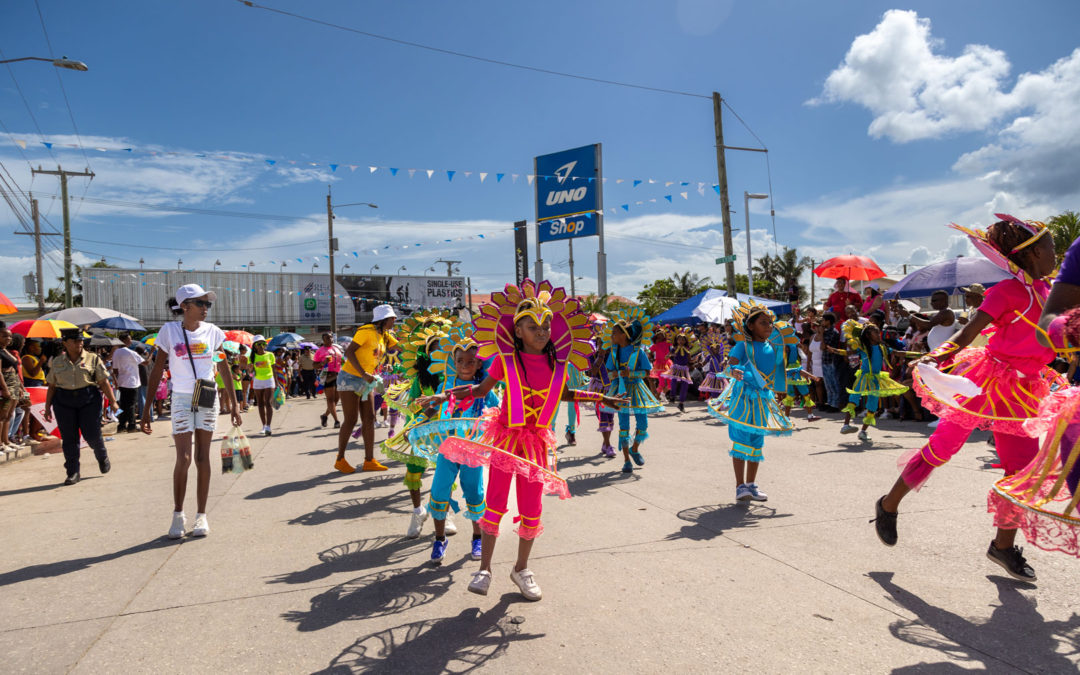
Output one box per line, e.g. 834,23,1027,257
480,466,545,540
900,419,1038,528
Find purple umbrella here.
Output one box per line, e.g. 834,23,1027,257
883,257,1011,299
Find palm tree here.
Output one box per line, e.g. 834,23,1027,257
577,293,613,315
668,271,711,300
1048,211,1080,265
775,247,811,301
752,254,783,292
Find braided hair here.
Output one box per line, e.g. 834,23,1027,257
987,219,1040,272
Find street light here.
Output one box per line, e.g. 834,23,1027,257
424,266,436,276
248,260,255,272
312,261,319,274
177,257,183,271
280,260,288,273
342,264,351,273
744,192,769,295
369,264,380,274
327,186,379,334
213,259,222,272
0,56,88,71
396,266,407,275
139,257,144,270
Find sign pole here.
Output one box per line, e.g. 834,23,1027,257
595,143,607,296
533,156,543,282
568,238,575,297
326,186,337,335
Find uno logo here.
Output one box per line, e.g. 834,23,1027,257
545,186,588,206
548,219,587,236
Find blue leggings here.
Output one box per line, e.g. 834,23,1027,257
617,411,649,449
564,402,579,433
426,454,485,522
729,426,764,462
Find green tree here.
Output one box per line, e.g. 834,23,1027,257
577,293,632,315
1048,210,1080,265
749,247,809,300
637,278,682,316
45,260,117,307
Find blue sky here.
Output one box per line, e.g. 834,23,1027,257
2,0,1079,304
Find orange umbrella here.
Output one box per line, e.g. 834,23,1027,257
0,291,16,315
224,330,254,346
9,319,79,338
813,255,886,282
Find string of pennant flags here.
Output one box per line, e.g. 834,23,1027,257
6,136,726,216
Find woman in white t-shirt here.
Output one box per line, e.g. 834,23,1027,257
142,284,242,540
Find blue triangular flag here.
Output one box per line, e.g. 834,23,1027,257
329,164,338,172
42,142,53,149
496,173,504,182
266,159,276,166
390,168,399,176
664,195,672,202
296,258,302,263
352,251,358,257
622,204,630,211
713,185,721,195
478,234,485,239
681,181,689,186
447,170,455,181
633,180,642,187
124,148,133,152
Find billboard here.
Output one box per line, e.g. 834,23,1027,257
535,144,602,240
514,220,529,285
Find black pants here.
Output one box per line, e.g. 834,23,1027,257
53,387,108,476
301,370,317,398
118,387,138,431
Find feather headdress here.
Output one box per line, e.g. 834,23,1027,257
599,307,655,350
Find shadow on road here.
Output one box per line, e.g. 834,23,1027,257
869,571,1080,673
809,441,904,455
565,471,640,498
245,471,356,500
289,493,412,526
270,535,430,585
0,537,176,587
283,559,468,631
556,453,612,471
315,596,543,674
0,482,66,499
667,503,792,541
333,473,401,493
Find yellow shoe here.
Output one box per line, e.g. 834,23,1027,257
334,458,355,474
362,459,389,471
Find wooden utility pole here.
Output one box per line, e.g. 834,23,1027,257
14,197,61,315
810,259,815,306
31,165,94,307
713,93,736,296
326,187,337,336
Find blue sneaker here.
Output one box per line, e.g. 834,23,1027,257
431,538,448,564
470,537,482,560
622,460,633,474
630,450,645,466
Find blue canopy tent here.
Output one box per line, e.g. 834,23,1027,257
882,257,1010,299
653,290,792,325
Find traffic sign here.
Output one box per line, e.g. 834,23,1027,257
715,254,737,264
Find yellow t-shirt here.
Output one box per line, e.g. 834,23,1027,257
252,352,275,380
341,325,398,377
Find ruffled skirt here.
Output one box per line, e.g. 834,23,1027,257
699,373,727,395
381,412,439,467
989,388,1080,557
708,381,793,436
785,368,810,387
662,364,693,384
439,408,570,499
650,357,671,381
913,347,1063,435
847,370,908,397
566,367,589,390
603,378,665,415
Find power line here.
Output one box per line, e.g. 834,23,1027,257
236,0,711,100
34,0,93,175
0,47,58,165
70,236,326,252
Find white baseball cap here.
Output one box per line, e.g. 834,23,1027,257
372,304,397,322
176,283,217,305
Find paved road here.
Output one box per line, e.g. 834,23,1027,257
2,398,1078,673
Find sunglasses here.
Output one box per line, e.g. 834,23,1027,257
188,299,213,309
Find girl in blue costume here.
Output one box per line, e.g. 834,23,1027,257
561,360,589,447
780,324,821,423
586,338,616,458
411,324,502,564
602,308,665,474
836,321,913,442
708,301,794,502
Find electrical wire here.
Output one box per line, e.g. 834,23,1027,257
70,236,326,252
34,0,92,174
0,47,58,165
236,0,710,100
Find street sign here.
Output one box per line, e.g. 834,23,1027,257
715,254,737,264
535,144,601,231
537,213,599,243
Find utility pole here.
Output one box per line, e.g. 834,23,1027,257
326,186,337,335
434,259,461,277
810,259,815,306
568,238,576,298
31,165,94,307
13,197,60,315
713,93,736,296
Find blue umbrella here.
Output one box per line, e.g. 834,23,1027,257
882,257,1011,299
90,316,146,331
267,332,304,350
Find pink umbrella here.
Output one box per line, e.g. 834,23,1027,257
814,255,886,282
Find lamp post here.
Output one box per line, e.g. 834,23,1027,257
280,261,287,273
139,257,144,270
369,264,379,274
213,259,222,272
0,56,88,71
342,264,351,273
327,186,377,335
248,260,255,272
744,192,769,295
312,261,319,274
423,266,435,276
177,257,183,271
396,266,407,275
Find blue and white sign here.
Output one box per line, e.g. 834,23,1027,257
537,212,599,243
535,144,602,227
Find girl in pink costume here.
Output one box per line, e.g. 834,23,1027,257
649,329,672,396
873,215,1060,582
431,280,625,601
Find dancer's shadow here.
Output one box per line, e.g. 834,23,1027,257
556,454,608,471
316,596,544,673
283,559,468,632
271,535,430,585
869,571,1080,673
333,473,401,493
245,471,346,500
566,471,640,498
809,441,904,455
0,537,175,587
289,493,412,526
667,503,792,542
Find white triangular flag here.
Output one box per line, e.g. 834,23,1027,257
616,178,624,184
369,166,377,174
512,174,519,182
680,191,688,200
479,172,487,183
527,175,535,185
426,170,434,179
464,171,472,179
665,181,674,187
349,165,358,171
408,169,416,178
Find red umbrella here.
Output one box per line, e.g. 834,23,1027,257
0,291,16,315
814,255,886,282
224,330,254,346
588,313,609,323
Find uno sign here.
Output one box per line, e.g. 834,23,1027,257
535,144,602,243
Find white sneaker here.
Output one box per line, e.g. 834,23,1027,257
746,483,768,502
444,516,458,535
840,424,858,434
191,513,210,537
736,483,753,501
468,570,492,596
262,425,271,436
406,508,428,539
168,512,186,539
858,430,870,442
510,567,542,601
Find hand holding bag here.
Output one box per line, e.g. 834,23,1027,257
181,324,218,412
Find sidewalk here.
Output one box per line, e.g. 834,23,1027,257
1,398,1077,673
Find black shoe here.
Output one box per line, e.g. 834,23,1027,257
97,455,111,474
678,402,685,413
986,541,1037,581
64,472,80,485
333,420,340,429
871,496,898,546
320,414,328,428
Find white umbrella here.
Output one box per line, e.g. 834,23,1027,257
692,292,740,324
39,307,140,325
897,299,920,313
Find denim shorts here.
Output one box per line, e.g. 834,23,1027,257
171,391,220,435
338,370,377,394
